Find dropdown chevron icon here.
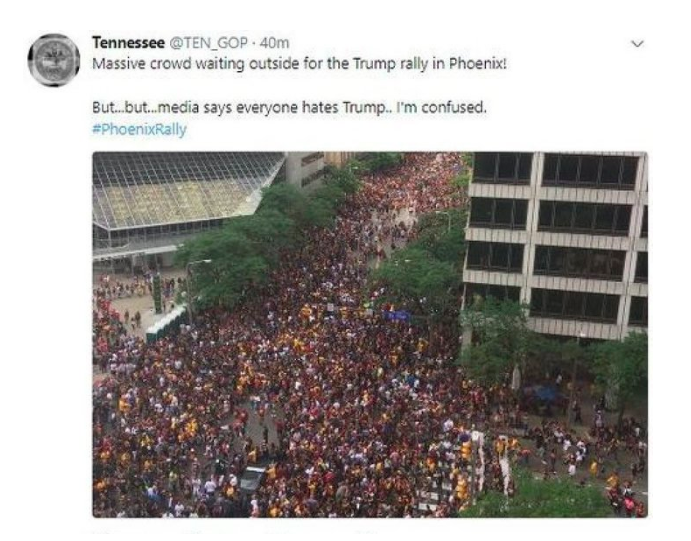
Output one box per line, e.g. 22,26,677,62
631,40,644,47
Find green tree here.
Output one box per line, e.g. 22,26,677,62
459,468,611,518
175,227,271,309
459,297,536,385
257,183,334,230
451,171,471,190
413,209,467,265
589,331,648,425
351,152,404,174
370,245,460,350
176,180,354,309
522,333,586,383
326,164,360,194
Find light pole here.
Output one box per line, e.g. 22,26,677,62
566,330,586,429
435,211,452,233
185,259,212,326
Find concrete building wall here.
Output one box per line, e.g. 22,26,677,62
285,152,326,189
324,152,358,168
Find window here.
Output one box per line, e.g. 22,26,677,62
538,203,554,229
554,203,573,228
465,283,521,305
467,242,490,268
641,207,648,238
543,154,558,182
600,157,621,185
590,251,609,278
530,289,544,312
585,294,605,319
530,288,619,323
469,198,528,229
614,206,631,233
517,154,532,180
494,199,513,225
473,152,533,183
603,296,619,321
509,244,524,271
595,205,615,232
579,156,599,184
564,292,584,318
541,154,638,190
568,248,589,275
622,157,638,186
546,289,565,315
474,153,497,180
629,297,648,326
497,153,517,179
470,198,493,223
609,251,626,278
573,204,595,229
490,243,510,268
635,252,648,283
559,155,579,182
467,242,524,273
533,246,626,281
538,201,631,235
550,247,567,273
513,199,528,225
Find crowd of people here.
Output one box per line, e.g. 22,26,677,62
93,153,646,518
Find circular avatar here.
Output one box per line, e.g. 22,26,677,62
28,34,80,87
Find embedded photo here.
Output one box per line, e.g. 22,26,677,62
92,152,648,518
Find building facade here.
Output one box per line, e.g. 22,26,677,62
462,152,648,342
93,152,326,271
324,152,359,168
284,152,326,189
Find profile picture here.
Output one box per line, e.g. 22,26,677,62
28,33,80,87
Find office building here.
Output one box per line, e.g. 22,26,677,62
462,152,648,341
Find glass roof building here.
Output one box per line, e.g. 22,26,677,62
93,152,287,262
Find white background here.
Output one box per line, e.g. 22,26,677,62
2,0,690,539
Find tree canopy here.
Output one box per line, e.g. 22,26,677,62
175,167,359,310
458,297,536,385
459,468,611,518
589,331,648,420
369,209,466,318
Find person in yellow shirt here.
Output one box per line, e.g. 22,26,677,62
590,459,599,477
606,472,619,490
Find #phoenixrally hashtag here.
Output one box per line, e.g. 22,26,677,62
92,122,187,139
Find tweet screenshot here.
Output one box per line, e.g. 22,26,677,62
4,0,689,539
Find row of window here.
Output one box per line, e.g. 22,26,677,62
530,288,619,323
301,152,324,166
543,154,639,190
464,283,521,305
469,198,646,237
534,246,626,281
469,198,528,229
539,201,631,235
473,153,533,183
468,242,647,284
467,242,524,273
465,284,647,327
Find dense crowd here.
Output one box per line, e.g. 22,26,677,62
93,153,645,518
